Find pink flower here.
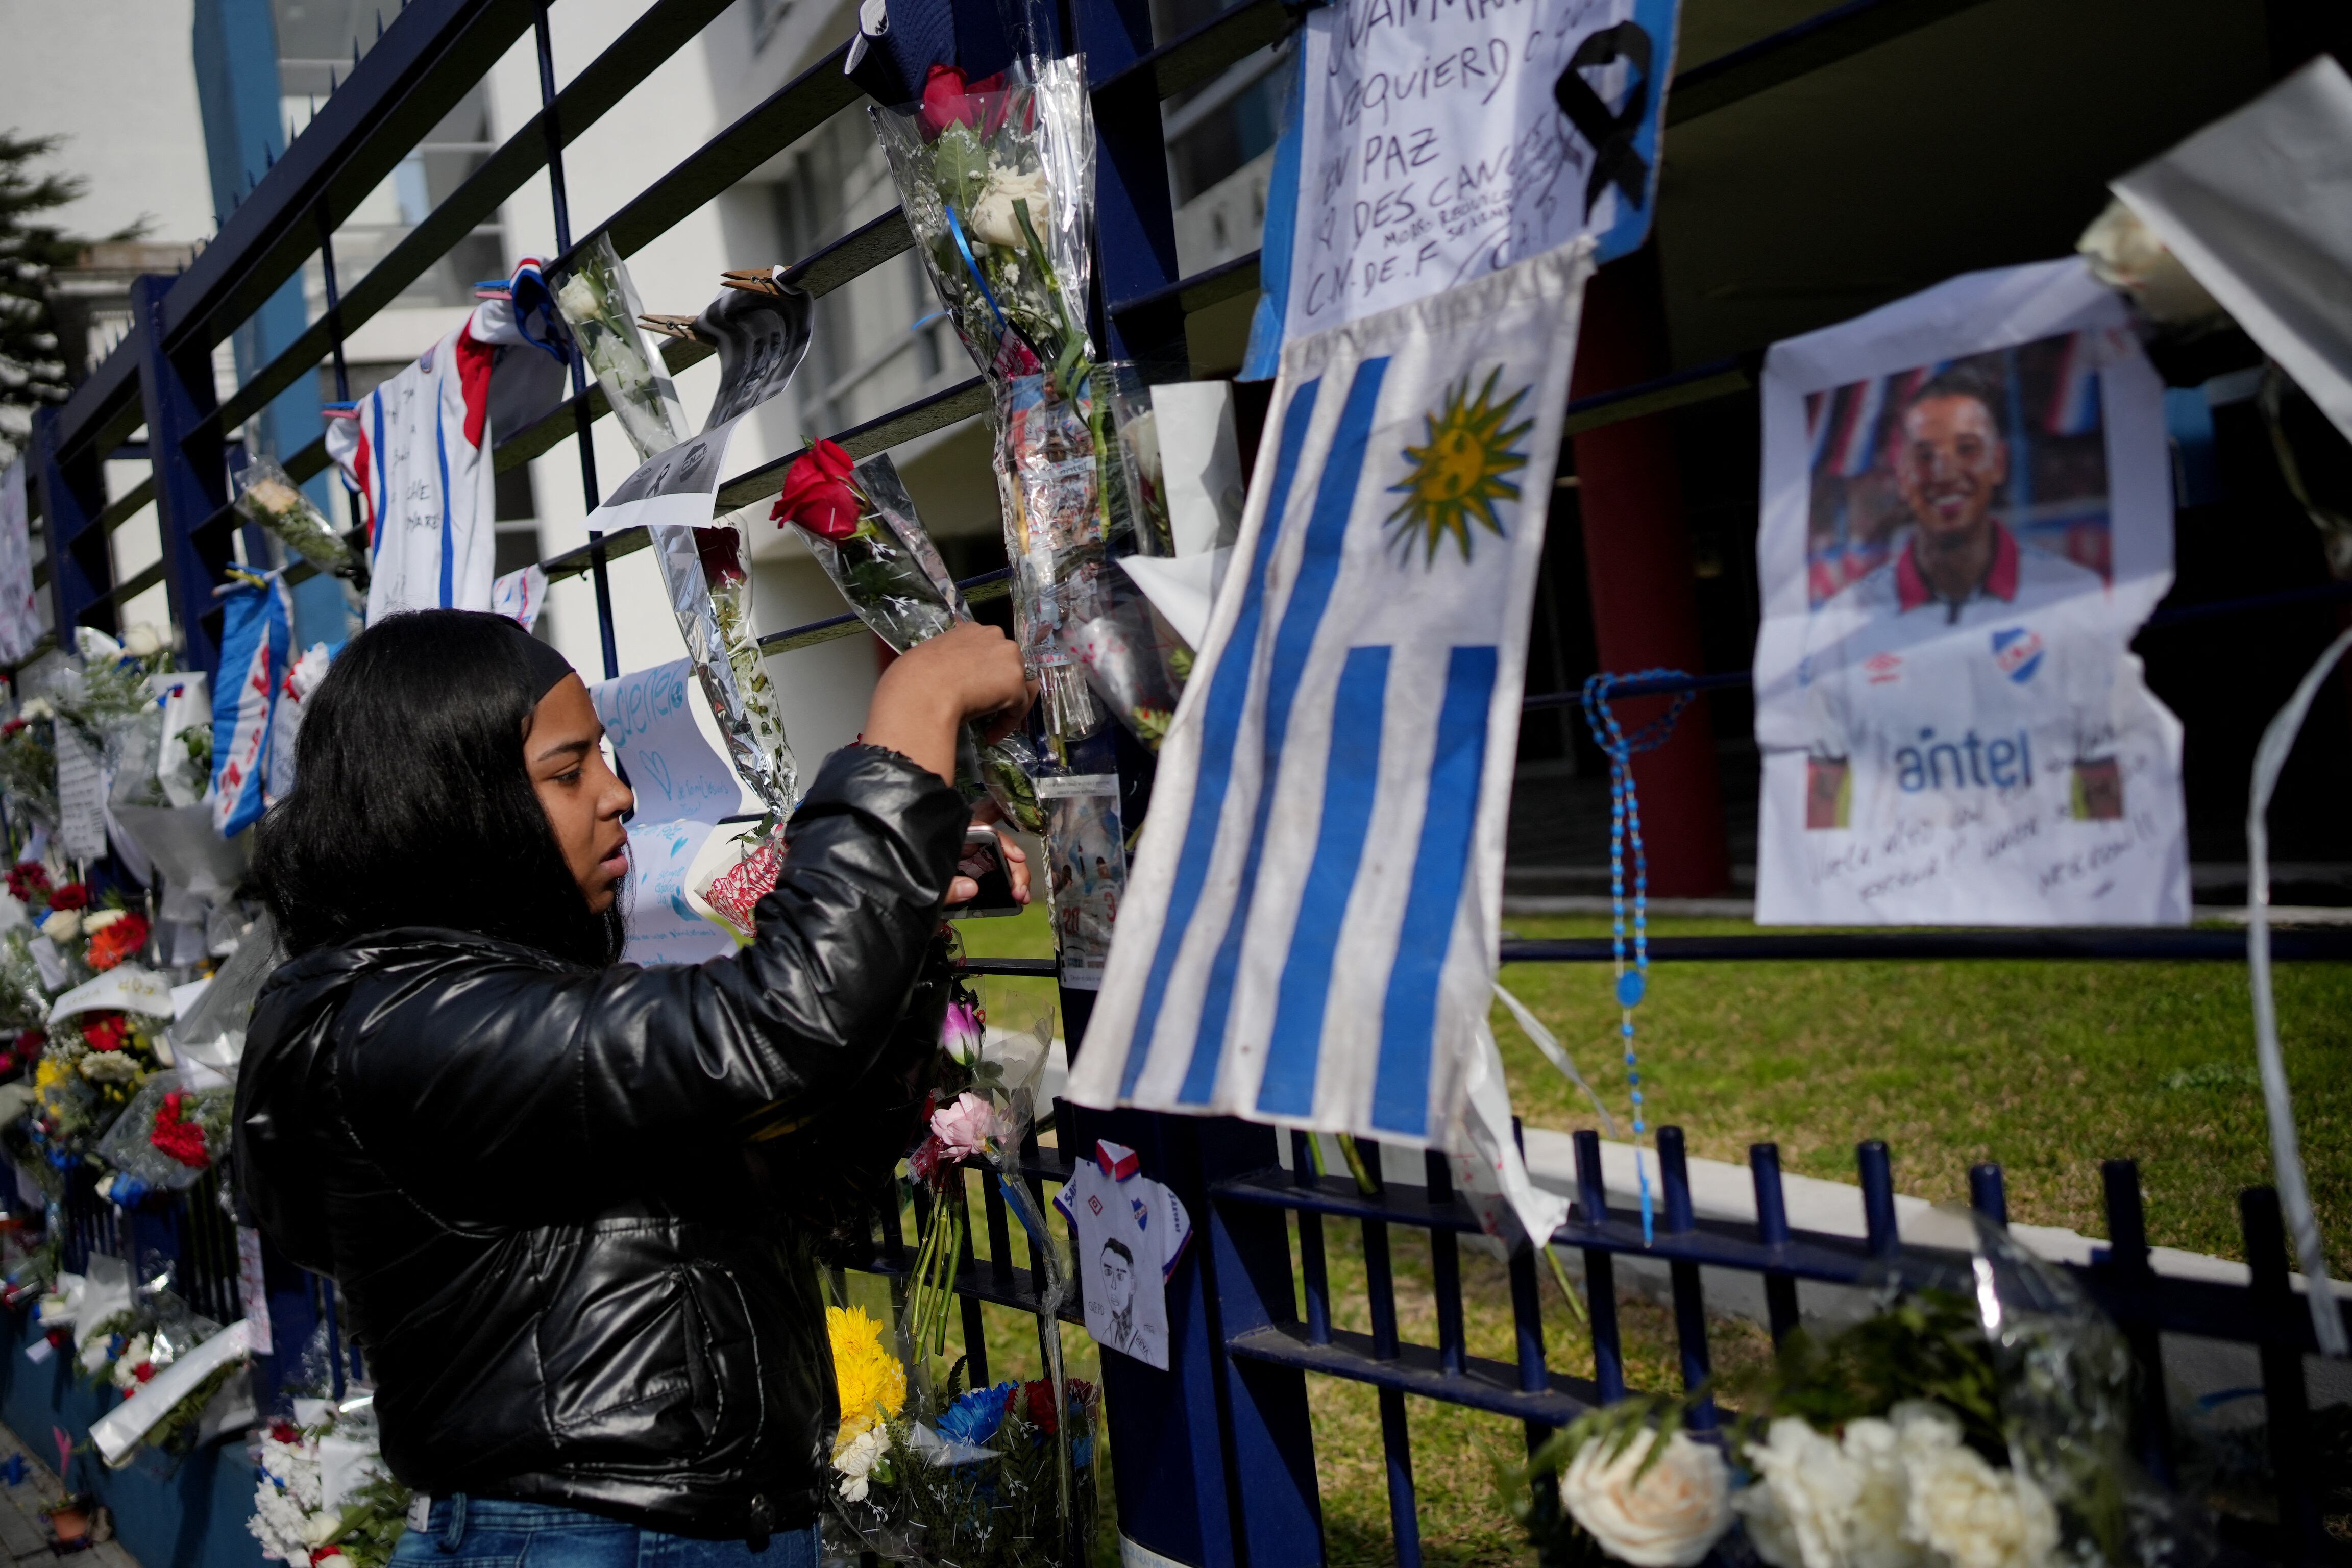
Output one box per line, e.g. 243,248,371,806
941,1001,983,1062
929,1092,998,1160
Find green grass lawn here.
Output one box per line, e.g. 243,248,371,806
1492,914,2352,1272
943,904,2352,1563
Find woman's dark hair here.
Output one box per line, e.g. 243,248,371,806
253,610,623,968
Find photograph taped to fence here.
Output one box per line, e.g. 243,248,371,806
1038,774,1126,992
1752,260,2189,927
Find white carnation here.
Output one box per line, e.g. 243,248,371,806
17,699,51,721
121,624,165,659
1559,1429,1731,1568
835,1423,890,1504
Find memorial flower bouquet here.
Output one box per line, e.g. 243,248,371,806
873,61,1187,750
826,1300,1100,1568
250,1399,411,1568
1505,1222,2209,1568
233,459,362,584
772,442,1044,834
0,713,57,828
551,232,688,464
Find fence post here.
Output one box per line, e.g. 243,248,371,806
1072,0,1185,369
1068,1105,1320,1568
29,406,112,641
131,274,237,677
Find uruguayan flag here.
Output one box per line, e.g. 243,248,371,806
1067,245,1592,1147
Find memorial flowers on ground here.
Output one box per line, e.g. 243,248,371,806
1507,1227,2211,1568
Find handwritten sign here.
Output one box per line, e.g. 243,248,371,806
1276,0,1677,344
591,658,739,823
589,659,740,965
54,723,107,862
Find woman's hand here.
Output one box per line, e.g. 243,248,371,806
861,622,1035,786
946,800,1031,906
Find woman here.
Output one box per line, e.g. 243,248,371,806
235,609,1032,1566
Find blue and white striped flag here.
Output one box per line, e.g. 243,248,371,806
1067,245,1593,1147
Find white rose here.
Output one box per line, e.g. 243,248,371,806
1833,1417,1930,1568
121,623,165,659
40,910,79,942
1734,1418,1865,1568
300,1509,344,1548
970,168,1051,249
82,909,124,933
1559,1429,1731,1568
1902,1439,2059,1568
18,699,51,721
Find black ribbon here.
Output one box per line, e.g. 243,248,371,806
1553,21,1655,220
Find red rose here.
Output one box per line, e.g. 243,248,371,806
4,863,46,903
151,1092,210,1169
82,1013,127,1053
45,883,85,913
770,438,863,541
693,525,746,587
1023,1378,1058,1435
131,1361,154,1384
0,719,23,739
310,1550,345,1566
267,1420,300,1446
917,64,1009,139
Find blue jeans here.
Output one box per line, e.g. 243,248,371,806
390,1495,823,1567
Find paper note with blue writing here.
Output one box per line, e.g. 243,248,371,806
1244,0,1678,374
1067,243,1591,1146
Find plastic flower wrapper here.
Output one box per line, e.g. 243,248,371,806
825,1340,1101,1568
773,444,1045,834
0,709,56,825
654,519,797,831
232,458,362,585
93,1077,229,1196
874,57,1111,745
1065,558,1187,749
1963,1212,2219,1566
886,964,1083,1558
551,231,687,464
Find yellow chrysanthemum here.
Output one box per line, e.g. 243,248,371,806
826,1305,904,1455
34,1058,66,1093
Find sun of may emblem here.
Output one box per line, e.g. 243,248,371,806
1384,366,1534,566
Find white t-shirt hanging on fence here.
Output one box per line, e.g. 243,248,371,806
1053,1140,1192,1371
325,291,543,623
1750,259,2189,925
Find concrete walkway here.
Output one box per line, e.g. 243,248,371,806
0,1419,139,1566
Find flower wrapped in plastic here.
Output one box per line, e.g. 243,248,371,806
874,69,1188,751
773,442,1044,834
826,1295,1101,1568
250,1394,411,1567
1506,1218,2216,1568
233,457,362,585
93,1077,228,1197
551,232,688,464
874,60,1105,743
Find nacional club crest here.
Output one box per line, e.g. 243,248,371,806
1990,626,2044,684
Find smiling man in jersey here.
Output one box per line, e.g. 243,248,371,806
1794,370,2123,835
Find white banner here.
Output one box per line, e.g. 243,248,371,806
1067,243,1590,1146
1752,260,2189,925
1272,0,1676,347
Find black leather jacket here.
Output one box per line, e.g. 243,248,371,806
235,746,967,1540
